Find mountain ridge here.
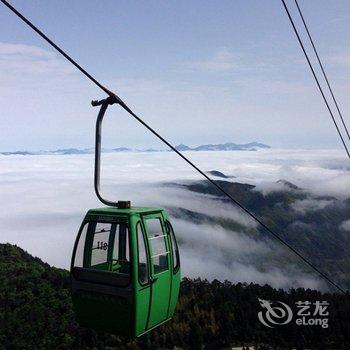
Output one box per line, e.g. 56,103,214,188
0,141,270,156
169,177,350,290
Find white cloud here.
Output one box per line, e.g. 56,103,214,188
329,15,350,24
236,77,311,95
340,219,350,231
291,199,335,214
0,42,75,76
254,180,298,195
188,47,238,72
0,42,55,58
224,149,350,199
149,186,257,228
180,246,322,290
327,51,350,66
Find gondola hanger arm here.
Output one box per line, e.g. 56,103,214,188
92,95,130,209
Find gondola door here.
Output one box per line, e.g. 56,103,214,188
143,214,171,329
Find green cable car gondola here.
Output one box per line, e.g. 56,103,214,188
70,97,181,337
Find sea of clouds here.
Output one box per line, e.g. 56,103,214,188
0,148,349,290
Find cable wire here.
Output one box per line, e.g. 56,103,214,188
281,0,350,160
0,0,346,294
294,0,350,143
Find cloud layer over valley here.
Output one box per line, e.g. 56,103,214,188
0,149,349,291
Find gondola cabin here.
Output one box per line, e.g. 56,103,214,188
71,204,180,337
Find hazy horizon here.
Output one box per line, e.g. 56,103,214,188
0,143,347,153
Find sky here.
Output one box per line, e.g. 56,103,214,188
3,148,349,290
1,0,350,151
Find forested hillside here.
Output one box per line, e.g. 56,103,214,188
168,179,350,290
1,243,349,349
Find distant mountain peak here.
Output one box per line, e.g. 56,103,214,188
112,147,131,152
276,179,300,190
207,170,236,179
174,144,192,151
175,142,270,152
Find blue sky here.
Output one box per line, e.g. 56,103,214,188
1,0,350,151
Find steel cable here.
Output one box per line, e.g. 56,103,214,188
294,0,350,143
1,0,346,293
281,0,350,159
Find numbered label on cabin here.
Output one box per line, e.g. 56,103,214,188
97,241,108,250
